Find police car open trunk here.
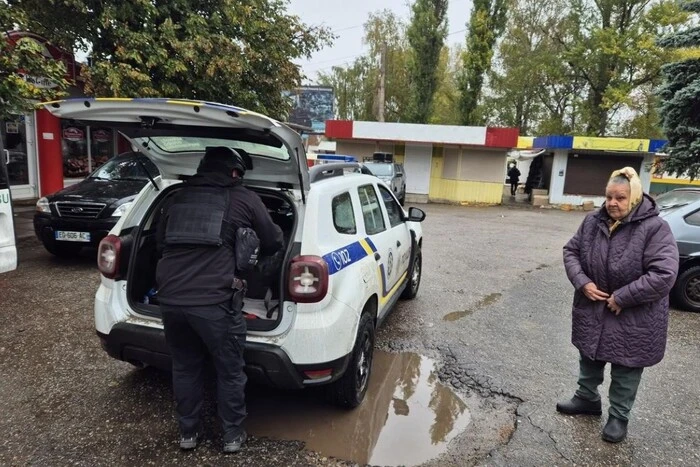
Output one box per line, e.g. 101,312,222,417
126,184,298,332
42,98,309,332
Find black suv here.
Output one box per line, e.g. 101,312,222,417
34,151,159,257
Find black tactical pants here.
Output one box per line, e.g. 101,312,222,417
161,302,247,442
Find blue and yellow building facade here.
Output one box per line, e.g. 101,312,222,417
532,135,668,207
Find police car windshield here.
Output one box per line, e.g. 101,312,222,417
364,163,393,176
148,137,289,160
90,156,158,181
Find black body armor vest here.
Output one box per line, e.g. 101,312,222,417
164,186,236,250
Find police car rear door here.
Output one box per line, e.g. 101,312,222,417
40,99,310,197
0,137,17,273
357,182,407,318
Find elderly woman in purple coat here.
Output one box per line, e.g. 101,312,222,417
558,167,679,443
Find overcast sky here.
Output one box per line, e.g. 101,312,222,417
288,0,474,83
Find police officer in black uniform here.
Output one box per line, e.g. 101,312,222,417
156,146,283,453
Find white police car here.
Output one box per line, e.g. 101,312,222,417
41,99,425,408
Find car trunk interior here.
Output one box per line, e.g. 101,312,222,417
126,184,296,332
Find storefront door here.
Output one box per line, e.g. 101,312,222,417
404,143,432,195
1,114,38,200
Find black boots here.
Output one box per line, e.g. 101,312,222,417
602,416,628,443
556,397,629,442
556,395,603,416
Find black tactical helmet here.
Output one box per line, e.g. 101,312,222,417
198,146,246,176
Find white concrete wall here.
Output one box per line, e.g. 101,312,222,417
353,121,487,146
639,154,655,192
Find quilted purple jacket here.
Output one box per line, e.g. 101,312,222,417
563,194,679,368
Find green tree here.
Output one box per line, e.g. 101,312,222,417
458,0,509,125
657,0,700,179
428,45,462,125
364,10,411,122
405,0,448,123
0,2,69,121
485,0,547,133
554,0,686,136
318,10,410,122
12,0,332,119
318,58,375,120
618,85,664,139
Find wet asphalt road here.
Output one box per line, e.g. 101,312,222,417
1,204,699,466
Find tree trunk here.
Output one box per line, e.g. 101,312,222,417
586,90,608,136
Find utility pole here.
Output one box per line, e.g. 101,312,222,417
377,42,387,122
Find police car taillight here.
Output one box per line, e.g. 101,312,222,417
288,255,329,303
97,234,121,279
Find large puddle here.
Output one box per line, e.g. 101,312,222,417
246,351,471,466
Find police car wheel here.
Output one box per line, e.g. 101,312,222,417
329,312,375,408
401,246,421,300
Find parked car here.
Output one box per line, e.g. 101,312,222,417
363,158,407,205
657,188,700,312
33,151,159,257
0,138,18,273
40,98,426,408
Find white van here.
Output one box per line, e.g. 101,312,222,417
0,138,18,273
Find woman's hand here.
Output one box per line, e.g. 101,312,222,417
582,282,610,301
606,295,623,315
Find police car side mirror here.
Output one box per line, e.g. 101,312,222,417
407,207,426,223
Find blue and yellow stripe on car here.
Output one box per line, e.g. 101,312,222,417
322,237,407,305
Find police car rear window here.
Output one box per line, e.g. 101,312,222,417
148,137,289,160
332,192,356,235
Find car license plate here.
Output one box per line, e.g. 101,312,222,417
55,231,91,242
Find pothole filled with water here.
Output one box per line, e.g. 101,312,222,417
443,293,502,321
245,351,471,466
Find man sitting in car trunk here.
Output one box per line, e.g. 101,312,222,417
155,146,283,453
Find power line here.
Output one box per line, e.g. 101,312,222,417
448,28,467,36
306,52,366,67
333,24,364,33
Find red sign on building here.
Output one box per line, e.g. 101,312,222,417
63,127,84,141
92,129,111,143
5,30,80,83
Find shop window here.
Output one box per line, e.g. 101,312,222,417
62,123,88,177
62,123,116,178
91,128,114,170
1,117,29,186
